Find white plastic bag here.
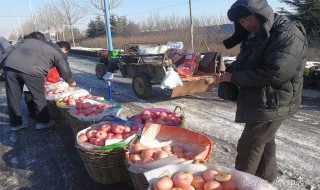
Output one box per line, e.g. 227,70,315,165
160,67,183,89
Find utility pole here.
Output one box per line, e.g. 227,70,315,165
104,0,113,51
189,0,194,50
28,0,37,31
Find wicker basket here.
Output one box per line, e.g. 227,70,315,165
127,166,149,190
75,143,131,185
58,107,70,118
47,100,67,120
68,116,98,136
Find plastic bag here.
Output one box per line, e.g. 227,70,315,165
176,53,199,76
160,67,183,89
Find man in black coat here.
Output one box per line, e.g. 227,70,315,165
220,0,308,182
3,32,76,131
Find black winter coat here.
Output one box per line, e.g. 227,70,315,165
231,14,308,123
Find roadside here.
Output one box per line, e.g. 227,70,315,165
0,55,319,190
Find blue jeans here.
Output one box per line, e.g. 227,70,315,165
4,67,49,126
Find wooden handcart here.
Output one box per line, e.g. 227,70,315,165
119,53,218,99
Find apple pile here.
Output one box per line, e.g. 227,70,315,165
128,143,198,164
69,101,115,116
45,88,69,96
130,110,183,126
57,94,104,107
77,123,139,146
152,170,237,190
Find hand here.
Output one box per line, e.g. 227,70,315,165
220,72,233,83
68,82,76,87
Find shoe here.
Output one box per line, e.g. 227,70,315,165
35,120,55,130
11,123,29,131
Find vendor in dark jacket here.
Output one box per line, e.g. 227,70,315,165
220,0,308,182
3,32,76,131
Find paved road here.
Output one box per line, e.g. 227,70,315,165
1,54,319,190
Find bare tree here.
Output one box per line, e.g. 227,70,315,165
79,0,121,47
52,0,86,47
35,4,55,33
79,0,121,16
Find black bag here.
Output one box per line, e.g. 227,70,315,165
218,82,238,101
217,59,238,101
198,51,224,74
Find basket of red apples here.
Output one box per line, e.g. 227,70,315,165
56,94,105,118
147,164,276,190
68,100,121,136
45,87,90,120
75,119,143,185
125,123,213,190
130,107,185,127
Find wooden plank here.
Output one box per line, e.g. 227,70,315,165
171,76,217,98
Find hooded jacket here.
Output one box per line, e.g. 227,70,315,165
224,0,308,123
4,39,74,84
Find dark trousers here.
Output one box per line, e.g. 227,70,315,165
4,68,49,126
235,119,284,182
24,91,37,117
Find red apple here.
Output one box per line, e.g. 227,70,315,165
141,148,155,158
153,176,173,190
204,180,222,190
131,126,139,131
106,133,114,139
112,124,125,134
221,180,237,190
130,143,145,154
112,133,123,139
100,124,112,132
192,175,206,189
86,129,98,139
78,133,88,142
172,171,193,190
95,130,107,139
124,126,131,133
95,138,106,146
203,169,219,182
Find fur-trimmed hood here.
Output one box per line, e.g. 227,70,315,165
223,0,275,49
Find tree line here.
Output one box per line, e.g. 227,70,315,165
9,0,320,49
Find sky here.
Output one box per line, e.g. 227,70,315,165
0,0,290,38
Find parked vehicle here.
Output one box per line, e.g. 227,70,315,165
0,36,12,80
95,43,160,80
0,36,11,54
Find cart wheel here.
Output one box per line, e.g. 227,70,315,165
132,73,152,99
95,63,107,80
100,56,108,63
120,64,127,77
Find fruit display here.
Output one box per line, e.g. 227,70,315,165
44,87,90,101
152,170,237,190
130,108,184,126
143,164,276,190
77,121,141,148
56,94,105,108
126,124,212,174
127,143,200,164
44,80,69,89
69,101,117,117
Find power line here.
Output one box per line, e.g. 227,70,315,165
122,0,201,17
